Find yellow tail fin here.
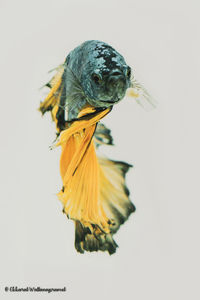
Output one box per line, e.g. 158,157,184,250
55,106,135,254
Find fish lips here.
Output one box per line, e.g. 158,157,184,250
87,94,123,108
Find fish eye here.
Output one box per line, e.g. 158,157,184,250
126,67,131,78
92,73,102,84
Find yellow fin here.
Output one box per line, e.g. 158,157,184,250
56,105,135,254
38,65,65,115
58,107,111,232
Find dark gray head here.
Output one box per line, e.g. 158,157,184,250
66,40,132,108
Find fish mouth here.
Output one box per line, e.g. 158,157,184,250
99,94,121,104
86,94,122,108
100,99,119,104
96,98,120,107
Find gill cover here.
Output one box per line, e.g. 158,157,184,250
39,63,135,254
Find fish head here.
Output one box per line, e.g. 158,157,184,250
67,41,132,108
81,41,131,107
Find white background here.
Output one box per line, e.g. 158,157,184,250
0,0,200,299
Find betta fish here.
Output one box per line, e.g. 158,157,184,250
39,40,155,254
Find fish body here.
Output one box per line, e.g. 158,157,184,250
39,41,138,254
